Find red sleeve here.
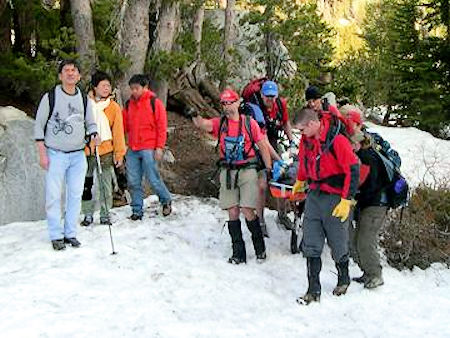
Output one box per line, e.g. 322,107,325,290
333,135,360,199
249,118,263,143
154,98,167,149
122,107,128,135
281,98,288,124
296,140,307,181
209,117,221,138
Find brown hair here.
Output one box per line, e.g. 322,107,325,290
293,107,319,126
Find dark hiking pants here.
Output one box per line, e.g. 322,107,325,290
349,206,387,278
301,189,350,263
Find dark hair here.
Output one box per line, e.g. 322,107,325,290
58,59,81,74
305,85,322,101
128,74,148,87
91,71,111,88
293,107,319,126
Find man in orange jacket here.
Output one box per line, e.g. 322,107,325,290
122,74,172,220
292,107,360,305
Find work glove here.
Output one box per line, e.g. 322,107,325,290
292,180,306,194
332,198,356,222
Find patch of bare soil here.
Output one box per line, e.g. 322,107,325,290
161,112,219,198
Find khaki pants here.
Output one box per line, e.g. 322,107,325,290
219,168,258,209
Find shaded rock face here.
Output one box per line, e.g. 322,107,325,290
0,106,45,225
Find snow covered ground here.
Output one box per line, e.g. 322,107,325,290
0,125,449,337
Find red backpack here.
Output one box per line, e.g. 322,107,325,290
241,77,268,102
241,77,284,140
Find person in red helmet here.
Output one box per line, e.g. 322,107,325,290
192,89,272,264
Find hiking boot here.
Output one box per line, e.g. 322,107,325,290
352,274,368,284
296,293,320,305
364,276,384,289
100,216,112,225
246,217,266,259
228,220,246,264
260,220,269,238
333,260,350,296
256,251,267,263
51,239,66,251
80,215,93,227
64,237,81,247
162,202,172,217
277,213,294,230
130,213,143,221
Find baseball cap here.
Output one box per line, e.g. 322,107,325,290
219,89,240,103
261,81,278,97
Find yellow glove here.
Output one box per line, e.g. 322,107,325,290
292,180,306,194
332,198,355,222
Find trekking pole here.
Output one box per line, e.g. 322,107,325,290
95,145,118,255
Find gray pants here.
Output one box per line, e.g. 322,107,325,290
349,206,387,278
301,189,350,263
81,153,114,218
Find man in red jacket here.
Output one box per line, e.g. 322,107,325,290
292,108,360,305
123,74,172,220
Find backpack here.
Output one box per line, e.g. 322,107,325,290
368,132,409,209
241,78,284,140
43,85,88,136
239,102,266,130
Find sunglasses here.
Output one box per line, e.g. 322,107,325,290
263,95,276,99
220,100,237,106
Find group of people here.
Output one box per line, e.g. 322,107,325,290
34,59,389,305
34,60,172,251
192,81,389,305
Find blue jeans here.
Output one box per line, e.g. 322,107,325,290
46,148,87,240
126,149,171,215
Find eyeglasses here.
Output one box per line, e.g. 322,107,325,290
220,100,237,106
263,95,276,99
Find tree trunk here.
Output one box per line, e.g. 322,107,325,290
151,0,181,105
70,0,96,76
221,0,235,89
60,0,71,27
167,61,221,117
0,0,12,53
11,0,34,57
192,3,204,59
116,0,151,104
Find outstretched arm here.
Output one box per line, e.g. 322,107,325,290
192,115,214,133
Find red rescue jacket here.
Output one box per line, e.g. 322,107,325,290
122,90,167,151
297,114,360,199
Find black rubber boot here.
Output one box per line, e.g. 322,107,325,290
333,259,350,296
245,217,266,262
297,257,321,305
227,220,246,264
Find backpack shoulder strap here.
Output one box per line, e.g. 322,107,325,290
215,115,227,152
150,96,157,113
275,97,284,122
44,86,57,136
80,89,88,118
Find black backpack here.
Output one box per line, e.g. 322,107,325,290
43,86,88,136
368,132,409,209
124,96,157,114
